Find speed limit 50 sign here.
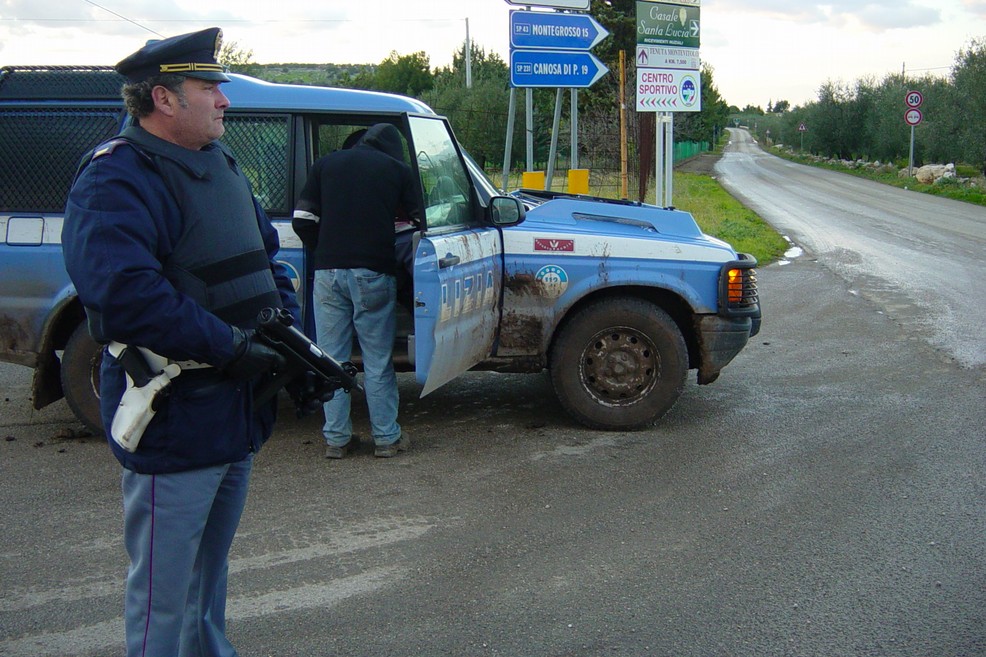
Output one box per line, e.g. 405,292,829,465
904,91,924,126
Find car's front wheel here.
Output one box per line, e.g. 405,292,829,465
549,298,687,431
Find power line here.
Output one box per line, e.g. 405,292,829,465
902,62,951,74
82,0,163,37
1,17,466,24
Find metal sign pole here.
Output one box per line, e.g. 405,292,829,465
546,88,563,189
665,113,674,206
908,124,915,177
655,113,664,207
502,87,516,192
526,87,534,172
571,89,578,170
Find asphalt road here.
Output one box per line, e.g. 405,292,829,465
2,139,985,656
717,127,986,369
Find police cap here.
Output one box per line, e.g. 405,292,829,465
115,27,231,84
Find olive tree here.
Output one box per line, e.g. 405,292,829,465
950,38,986,174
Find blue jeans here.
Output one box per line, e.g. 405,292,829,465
313,268,401,446
122,456,253,657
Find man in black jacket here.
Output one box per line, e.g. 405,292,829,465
293,123,419,458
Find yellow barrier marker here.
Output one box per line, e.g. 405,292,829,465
568,169,589,195
522,171,545,190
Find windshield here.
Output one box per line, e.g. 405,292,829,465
409,115,474,229
461,149,501,204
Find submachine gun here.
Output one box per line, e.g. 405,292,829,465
255,307,362,412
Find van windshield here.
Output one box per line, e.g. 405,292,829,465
461,149,502,203
409,115,473,229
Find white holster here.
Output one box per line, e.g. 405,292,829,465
107,342,182,453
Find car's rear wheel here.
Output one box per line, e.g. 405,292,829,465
549,298,687,430
61,323,103,434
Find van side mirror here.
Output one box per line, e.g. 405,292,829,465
489,196,525,226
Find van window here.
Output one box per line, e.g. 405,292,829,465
222,113,291,216
408,116,474,230
0,107,123,212
316,124,366,157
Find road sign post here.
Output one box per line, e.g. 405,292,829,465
510,11,608,51
509,49,608,88
636,0,702,208
504,3,610,192
635,68,702,111
904,91,924,176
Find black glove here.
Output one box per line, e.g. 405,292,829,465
222,326,287,380
285,371,338,417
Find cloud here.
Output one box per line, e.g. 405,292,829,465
0,1,353,39
711,0,941,31
851,3,942,30
960,0,986,19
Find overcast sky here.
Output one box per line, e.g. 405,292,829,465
1,0,983,109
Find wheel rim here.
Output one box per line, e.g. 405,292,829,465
579,326,660,407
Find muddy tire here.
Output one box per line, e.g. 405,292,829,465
549,298,687,431
61,323,103,434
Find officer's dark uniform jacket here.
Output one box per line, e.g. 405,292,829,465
62,125,300,474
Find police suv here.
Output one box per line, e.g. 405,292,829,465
0,65,759,433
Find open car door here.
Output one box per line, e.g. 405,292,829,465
407,115,502,396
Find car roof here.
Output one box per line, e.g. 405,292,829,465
222,73,437,116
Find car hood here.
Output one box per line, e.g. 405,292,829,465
511,190,706,240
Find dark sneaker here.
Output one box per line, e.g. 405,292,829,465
374,433,410,458
325,440,354,459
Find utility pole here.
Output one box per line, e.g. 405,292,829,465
465,18,472,89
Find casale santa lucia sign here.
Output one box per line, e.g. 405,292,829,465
635,0,702,112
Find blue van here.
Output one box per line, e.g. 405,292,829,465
0,66,759,432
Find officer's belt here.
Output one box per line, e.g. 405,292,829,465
108,342,213,374
170,359,213,371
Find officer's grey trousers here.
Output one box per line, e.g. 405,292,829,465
122,455,253,657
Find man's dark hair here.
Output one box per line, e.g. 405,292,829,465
122,74,188,119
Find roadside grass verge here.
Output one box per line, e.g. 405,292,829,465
769,148,986,207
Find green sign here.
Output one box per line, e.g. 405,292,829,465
636,1,701,49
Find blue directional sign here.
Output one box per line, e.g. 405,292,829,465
510,49,609,88
510,10,610,51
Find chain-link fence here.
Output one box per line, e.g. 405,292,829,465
0,66,126,213
433,102,710,202
222,115,292,216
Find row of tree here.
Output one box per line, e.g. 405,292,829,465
733,39,986,174
225,3,986,180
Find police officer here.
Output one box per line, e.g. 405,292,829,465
62,28,297,657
